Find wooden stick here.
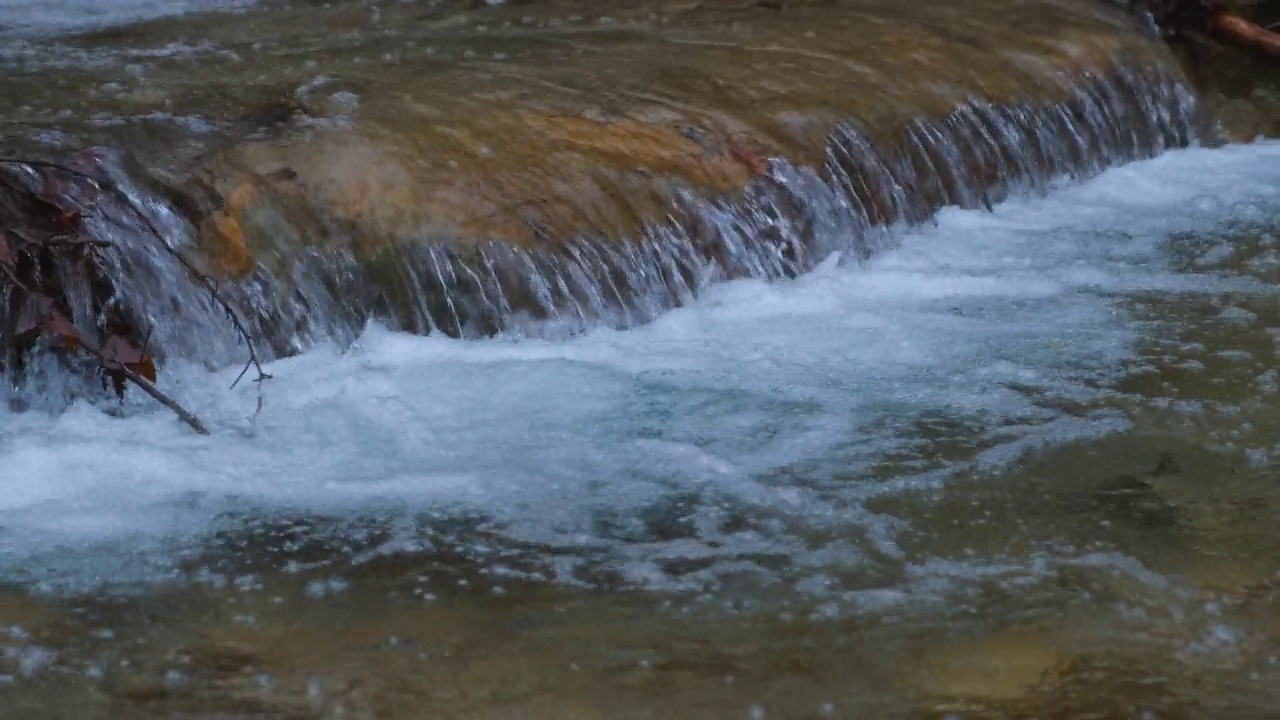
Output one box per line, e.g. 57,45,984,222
111,362,211,435
72,332,211,435
1210,12,1280,57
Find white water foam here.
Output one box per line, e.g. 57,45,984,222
1,141,1278,597
0,0,254,38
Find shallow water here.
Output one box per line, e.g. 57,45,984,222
4,0,1280,717
1,141,1274,591
3,140,1280,717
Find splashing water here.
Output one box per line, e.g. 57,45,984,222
238,64,1199,348
2,140,1277,598
6,59,1202,368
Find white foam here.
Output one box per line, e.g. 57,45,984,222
1,140,1278,596
0,0,254,38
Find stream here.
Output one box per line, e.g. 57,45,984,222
1,1,1280,718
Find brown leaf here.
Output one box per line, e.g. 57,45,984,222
14,294,85,358
100,334,157,398
34,166,97,231
100,334,145,366
226,182,258,210
41,307,81,351
728,145,770,177
36,168,82,215
128,356,157,384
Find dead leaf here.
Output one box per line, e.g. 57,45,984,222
728,145,770,177
129,356,157,383
101,334,156,398
33,165,100,232
14,295,83,351
40,307,81,351
100,334,144,365
36,168,83,215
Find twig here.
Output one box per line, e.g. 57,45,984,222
106,358,210,435
0,156,273,390
42,235,113,249
1209,12,1280,57
0,249,30,293
63,325,211,435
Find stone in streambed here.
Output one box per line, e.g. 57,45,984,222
914,628,1068,702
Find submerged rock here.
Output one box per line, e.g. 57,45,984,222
916,628,1067,702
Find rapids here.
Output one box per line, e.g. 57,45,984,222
2,139,1278,595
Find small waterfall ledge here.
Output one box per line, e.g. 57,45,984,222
195,58,1200,355
2,26,1207,383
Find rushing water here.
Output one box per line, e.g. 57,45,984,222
1,139,1278,589
3,0,1280,718
2,140,1279,717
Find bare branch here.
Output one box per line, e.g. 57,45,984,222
73,332,210,435
1209,12,1280,57
105,357,210,435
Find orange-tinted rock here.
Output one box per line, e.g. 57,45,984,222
202,211,253,278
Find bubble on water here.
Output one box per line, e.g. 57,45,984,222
303,577,349,599
234,575,263,592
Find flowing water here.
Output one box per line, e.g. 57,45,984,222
2,1,1280,718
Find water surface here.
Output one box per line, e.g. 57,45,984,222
3,140,1279,717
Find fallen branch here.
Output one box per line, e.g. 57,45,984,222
113,362,209,433
1209,12,1280,57
10,292,211,434
75,326,210,435
1127,1,1280,56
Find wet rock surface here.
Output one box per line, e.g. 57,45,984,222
1,0,1206,360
